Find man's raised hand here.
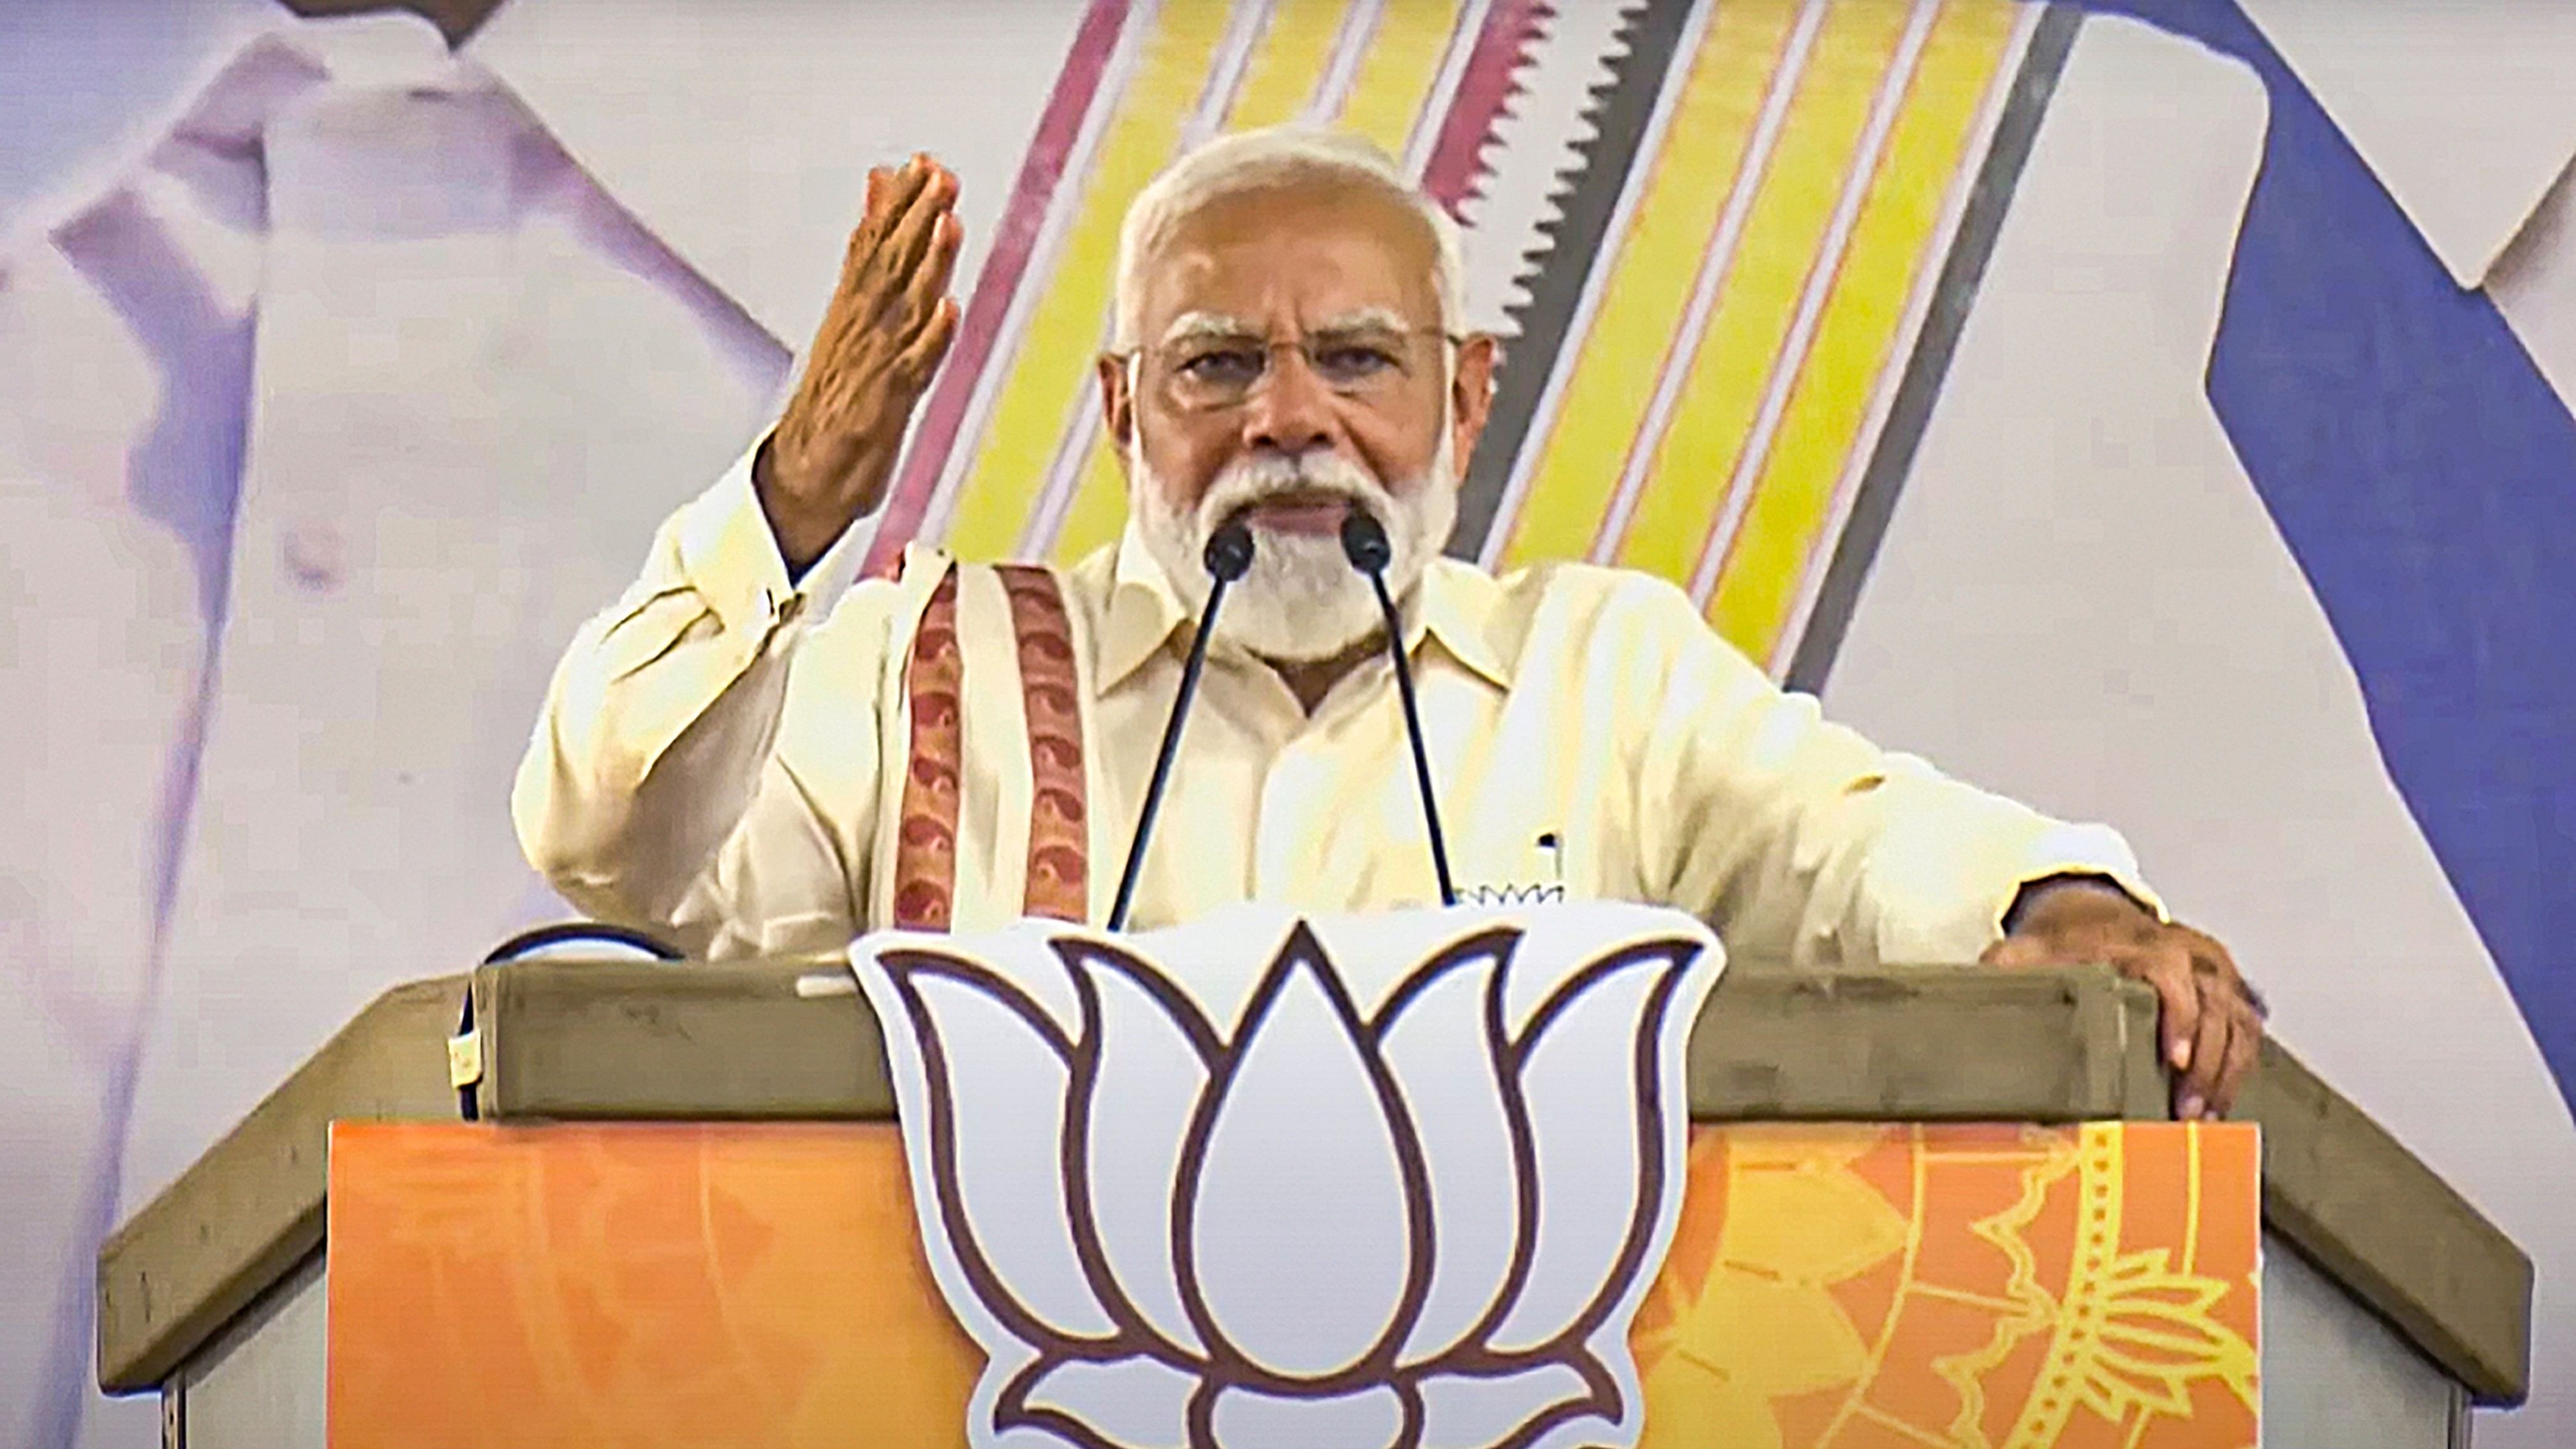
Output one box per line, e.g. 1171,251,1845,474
760,154,963,574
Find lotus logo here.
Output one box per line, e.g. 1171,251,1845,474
853,904,1722,1449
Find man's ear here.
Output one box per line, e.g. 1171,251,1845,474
1097,353,1136,457
1449,332,1500,468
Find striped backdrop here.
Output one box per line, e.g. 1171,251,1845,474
862,0,1544,579
862,0,2050,680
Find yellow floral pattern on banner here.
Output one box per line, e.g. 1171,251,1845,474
1633,1123,2260,1449
327,1120,2258,1448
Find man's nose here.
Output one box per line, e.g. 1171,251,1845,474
1240,345,1336,455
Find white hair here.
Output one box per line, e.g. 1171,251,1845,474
1113,126,1466,352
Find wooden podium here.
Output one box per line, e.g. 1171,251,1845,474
98,957,2531,1447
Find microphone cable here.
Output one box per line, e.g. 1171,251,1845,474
455,921,682,1120
1339,507,1458,909
1108,519,1255,930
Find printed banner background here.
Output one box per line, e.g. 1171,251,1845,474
0,1,2568,1445
324,1120,2260,1449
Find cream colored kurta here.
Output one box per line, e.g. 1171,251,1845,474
516,445,2158,968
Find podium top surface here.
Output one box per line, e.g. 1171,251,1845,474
95,955,2534,1408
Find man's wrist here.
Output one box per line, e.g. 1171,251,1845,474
751,436,834,582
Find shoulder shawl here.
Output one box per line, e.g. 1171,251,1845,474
867,548,1100,933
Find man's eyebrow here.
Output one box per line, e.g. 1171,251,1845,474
1308,306,1416,336
1158,312,1256,345
1156,307,1425,345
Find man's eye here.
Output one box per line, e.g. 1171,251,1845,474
1315,345,1400,380
1177,348,1264,385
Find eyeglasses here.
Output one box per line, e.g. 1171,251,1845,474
1119,324,1465,412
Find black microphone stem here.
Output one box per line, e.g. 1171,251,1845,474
1340,507,1457,910
1365,569,1458,909
1108,522,1252,932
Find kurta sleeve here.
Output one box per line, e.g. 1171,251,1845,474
512,441,891,956
1624,577,2160,972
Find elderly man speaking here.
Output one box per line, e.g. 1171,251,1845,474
515,128,2263,1118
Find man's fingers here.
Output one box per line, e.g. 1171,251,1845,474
2181,926,2258,1115
873,160,940,276
2130,942,2200,1079
836,158,935,293
882,165,960,288
882,188,957,304
837,167,898,285
1980,933,2049,969
2179,966,2234,1118
848,169,885,251
2214,997,2261,1115
895,296,960,385
2183,927,2261,1115
897,212,965,327
881,155,935,224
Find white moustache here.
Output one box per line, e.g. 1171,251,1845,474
1195,450,1393,534
1132,435,1456,663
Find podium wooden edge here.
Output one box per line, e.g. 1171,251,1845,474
2244,1040,2535,1406
472,959,2163,1124
94,973,464,1393
95,958,2533,1409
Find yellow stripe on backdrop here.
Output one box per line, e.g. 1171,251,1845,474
1608,0,1916,588
1046,0,1471,566
1701,0,2017,665
1488,0,2022,671
1492,0,1798,577
1338,0,1462,156
938,0,1241,564
1225,0,1358,131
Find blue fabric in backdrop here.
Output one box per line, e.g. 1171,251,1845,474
2063,0,2576,1110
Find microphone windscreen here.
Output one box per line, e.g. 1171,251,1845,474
1203,519,1255,581
1339,507,1393,573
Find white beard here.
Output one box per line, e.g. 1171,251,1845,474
1132,433,1459,662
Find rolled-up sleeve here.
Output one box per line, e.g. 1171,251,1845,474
1629,578,2159,971
512,442,886,955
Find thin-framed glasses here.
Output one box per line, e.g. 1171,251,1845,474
1119,323,1465,412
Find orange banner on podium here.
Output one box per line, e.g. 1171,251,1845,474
327,1120,2256,1448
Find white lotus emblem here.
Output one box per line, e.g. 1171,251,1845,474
853,903,1722,1449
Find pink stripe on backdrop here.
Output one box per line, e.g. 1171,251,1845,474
862,0,1131,578
1419,0,1552,215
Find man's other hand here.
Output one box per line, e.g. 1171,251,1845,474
1981,880,2262,1121
761,154,965,574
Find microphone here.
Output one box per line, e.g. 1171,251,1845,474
1108,518,1255,930
1338,507,1458,908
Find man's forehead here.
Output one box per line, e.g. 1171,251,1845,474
1140,181,1439,329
